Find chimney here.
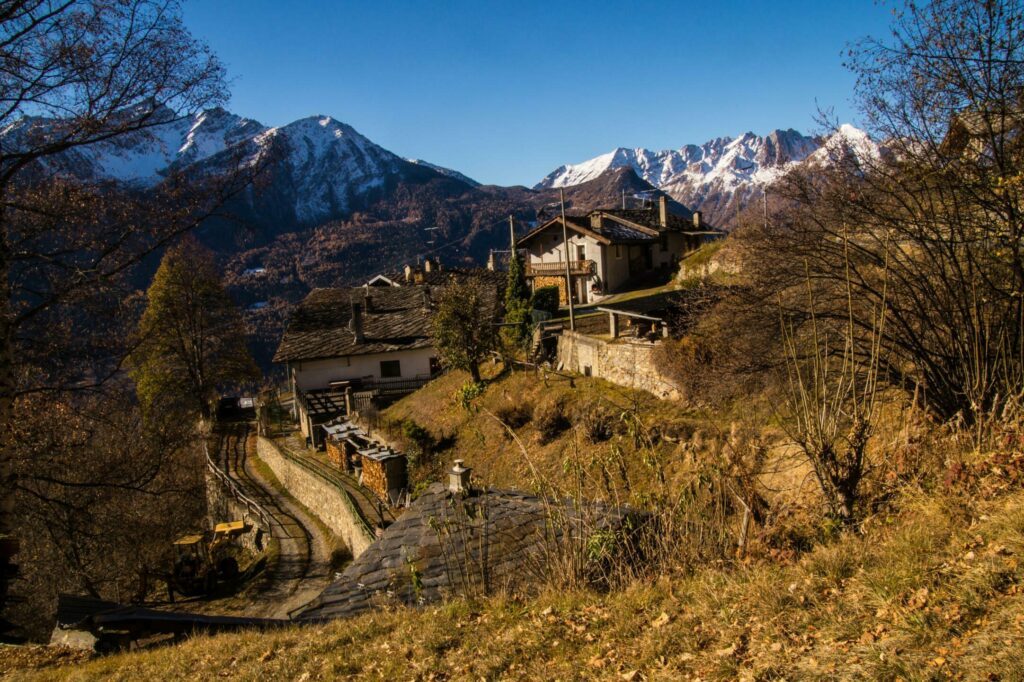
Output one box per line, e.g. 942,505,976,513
436,256,442,272
590,213,603,229
404,264,413,283
692,211,703,230
486,251,496,271
349,300,364,343
449,459,471,494
424,258,434,273
658,195,669,228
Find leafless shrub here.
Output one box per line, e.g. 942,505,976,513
493,401,533,432
570,396,616,443
533,396,570,444
777,247,888,523
8,388,202,640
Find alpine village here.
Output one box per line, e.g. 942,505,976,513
2,1,1024,680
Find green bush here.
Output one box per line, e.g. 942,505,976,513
455,381,486,410
401,419,437,458
531,286,560,317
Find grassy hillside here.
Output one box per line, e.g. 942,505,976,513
11,370,1024,680
375,366,719,500
14,477,1024,680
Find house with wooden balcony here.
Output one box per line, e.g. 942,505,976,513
516,195,721,305
274,285,446,445
275,280,499,446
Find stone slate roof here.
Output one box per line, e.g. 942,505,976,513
599,208,695,232
591,216,661,242
518,200,722,250
377,266,508,291
294,483,646,621
273,285,443,363
517,215,657,248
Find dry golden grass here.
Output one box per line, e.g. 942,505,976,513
11,370,1023,680
12,481,1024,680
380,366,714,501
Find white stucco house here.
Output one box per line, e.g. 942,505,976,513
274,285,445,445
516,195,722,305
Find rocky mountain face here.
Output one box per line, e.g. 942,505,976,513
4,105,679,368
15,105,825,368
536,126,878,228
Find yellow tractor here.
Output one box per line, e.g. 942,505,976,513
166,521,251,601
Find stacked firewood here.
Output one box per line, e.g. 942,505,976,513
361,458,388,501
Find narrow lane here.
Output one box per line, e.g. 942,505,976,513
215,423,334,619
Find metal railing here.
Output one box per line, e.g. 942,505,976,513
525,259,595,277
358,374,434,396
203,441,273,530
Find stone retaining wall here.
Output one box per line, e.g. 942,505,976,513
256,436,376,558
556,330,681,400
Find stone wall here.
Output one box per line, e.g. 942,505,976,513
556,330,681,400
205,470,271,556
256,437,376,558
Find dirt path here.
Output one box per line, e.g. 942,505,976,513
217,424,334,619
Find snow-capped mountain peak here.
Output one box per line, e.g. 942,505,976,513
0,105,434,225
537,126,875,227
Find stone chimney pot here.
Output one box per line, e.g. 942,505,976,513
449,459,471,494
349,301,364,343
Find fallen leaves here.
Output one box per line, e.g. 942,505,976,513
650,611,671,629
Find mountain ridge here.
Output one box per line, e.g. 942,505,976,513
536,125,878,227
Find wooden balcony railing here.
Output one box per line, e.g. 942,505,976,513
525,260,595,277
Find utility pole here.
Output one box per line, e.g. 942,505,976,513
763,188,768,230
560,187,576,331
621,189,626,210
508,214,516,256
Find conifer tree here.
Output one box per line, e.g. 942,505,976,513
131,238,259,423
502,243,532,353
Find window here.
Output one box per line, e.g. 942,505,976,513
380,360,401,378
576,244,586,261
615,245,622,259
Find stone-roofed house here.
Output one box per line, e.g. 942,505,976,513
294,462,647,621
274,285,445,444
516,194,723,305
366,257,507,294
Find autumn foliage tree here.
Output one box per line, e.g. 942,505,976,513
0,0,237,632
131,238,258,424
727,0,1024,428
432,279,497,384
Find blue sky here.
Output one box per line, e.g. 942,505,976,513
183,1,894,186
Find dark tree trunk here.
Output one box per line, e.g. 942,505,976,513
0,207,16,621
